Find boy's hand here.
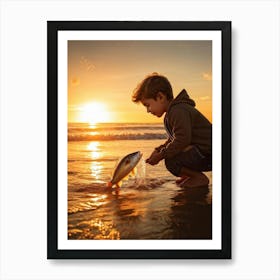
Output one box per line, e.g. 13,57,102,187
146,150,163,165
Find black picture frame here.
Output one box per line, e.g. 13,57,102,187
47,21,231,259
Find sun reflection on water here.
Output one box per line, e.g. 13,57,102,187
88,141,101,159
90,162,102,179
87,141,104,179
68,219,120,240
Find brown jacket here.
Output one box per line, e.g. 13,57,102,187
157,89,212,159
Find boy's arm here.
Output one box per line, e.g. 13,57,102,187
146,138,171,165
160,108,192,158
154,138,172,152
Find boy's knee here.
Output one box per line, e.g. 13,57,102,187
165,158,181,177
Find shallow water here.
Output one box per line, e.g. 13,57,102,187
68,180,212,240
68,123,212,240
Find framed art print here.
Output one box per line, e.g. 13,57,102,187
47,21,231,259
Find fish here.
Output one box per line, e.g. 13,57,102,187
107,151,143,188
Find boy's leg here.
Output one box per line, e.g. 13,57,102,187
165,146,211,187
178,167,209,187
175,176,189,184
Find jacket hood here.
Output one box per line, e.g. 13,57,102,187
169,89,196,109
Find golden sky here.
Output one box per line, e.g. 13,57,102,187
68,40,212,123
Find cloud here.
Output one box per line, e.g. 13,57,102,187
199,96,211,101
202,72,212,81
80,56,95,72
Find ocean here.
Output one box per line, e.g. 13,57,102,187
68,123,212,240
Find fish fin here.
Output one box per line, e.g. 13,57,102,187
131,167,137,176
116,180,123,188
122,174,130,181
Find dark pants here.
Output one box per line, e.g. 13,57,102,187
165,146,212,177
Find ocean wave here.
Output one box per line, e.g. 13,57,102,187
68,133,167,141
68,158,116,162
68,125,164,133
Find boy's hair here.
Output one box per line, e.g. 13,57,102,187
132,73,173,103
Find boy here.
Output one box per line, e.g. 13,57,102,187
132,73,212,187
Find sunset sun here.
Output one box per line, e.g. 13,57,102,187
79,102,111,124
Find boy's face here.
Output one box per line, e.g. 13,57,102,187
141,92,168,118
